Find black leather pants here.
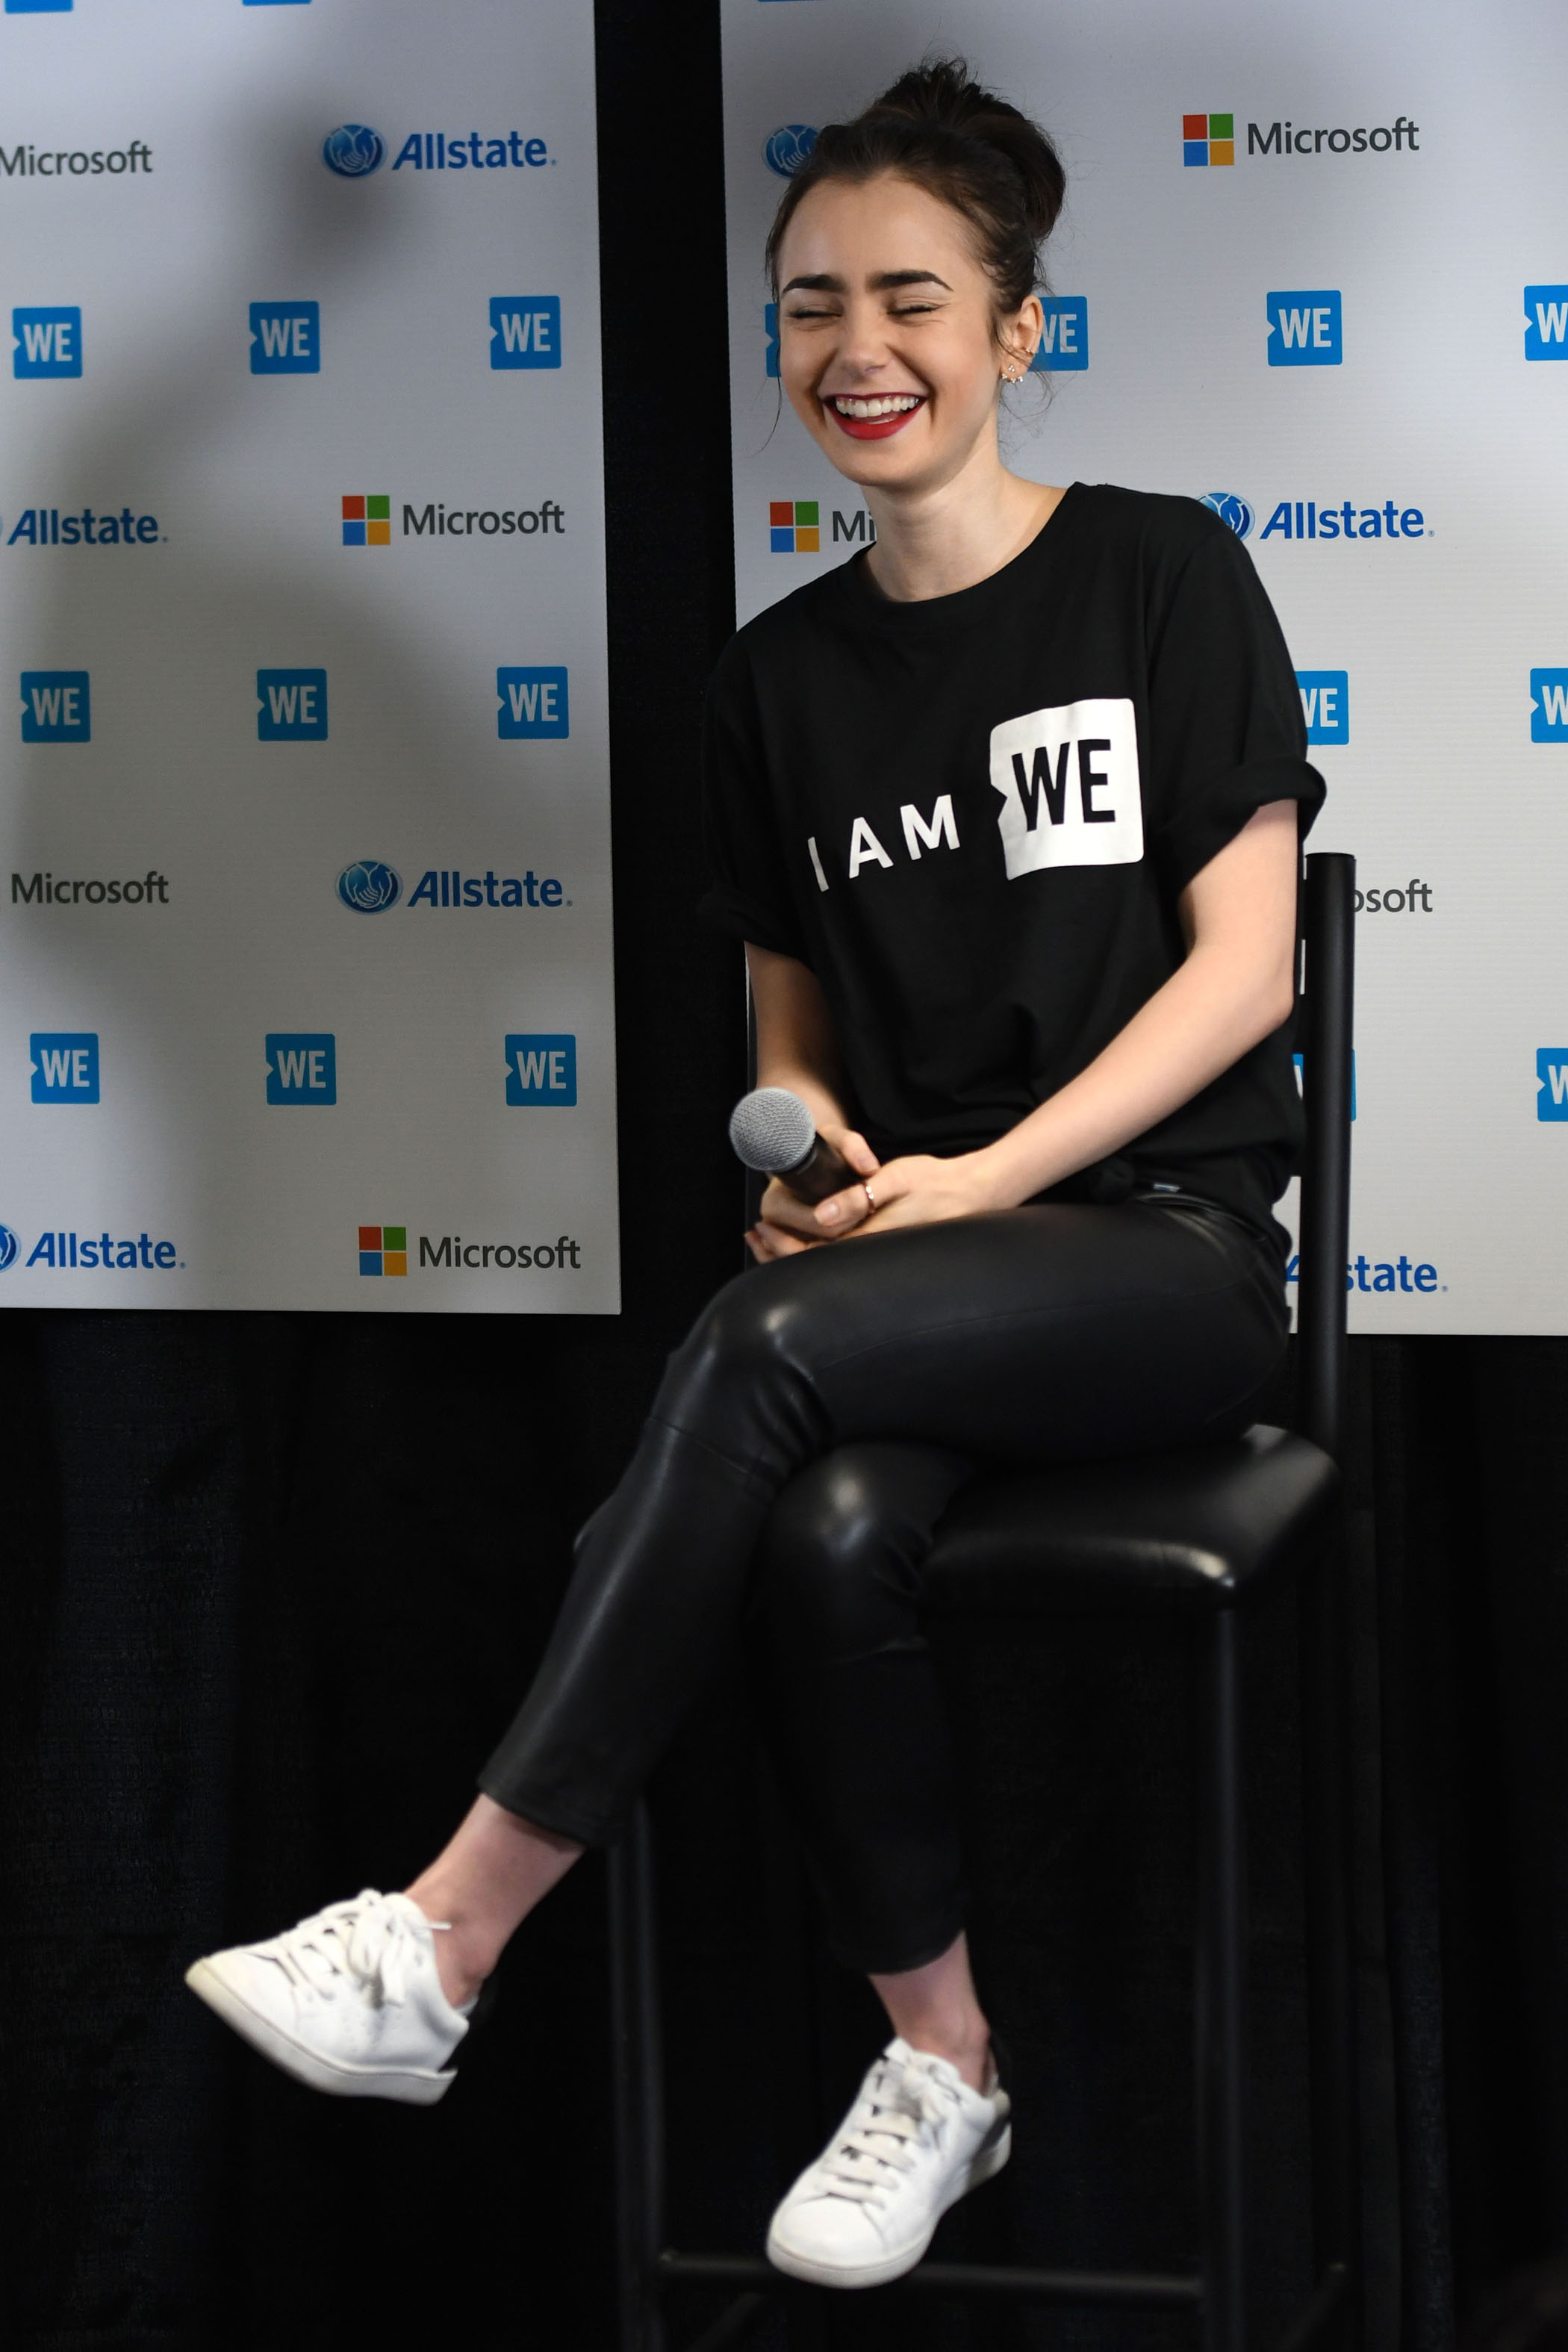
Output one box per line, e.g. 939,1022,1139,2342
479,1198,1289,1972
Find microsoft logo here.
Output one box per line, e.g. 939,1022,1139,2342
358,1223,406,1275
1183,112,1234,167
341,493,390,547
770,500,818,553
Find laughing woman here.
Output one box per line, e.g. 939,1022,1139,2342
188,60,1322,2290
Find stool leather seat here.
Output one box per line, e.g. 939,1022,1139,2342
922,1425,1340,1617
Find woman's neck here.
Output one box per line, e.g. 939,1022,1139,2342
862,452,1065,604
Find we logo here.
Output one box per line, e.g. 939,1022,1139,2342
1524,285,1568,362
20,671,89,742
1531,670,1568,743
497,666,568,738
266,1033,336,1105
30,1031,98,1104
1297,670,1348,745
1029,296,1088,373
1537,1048,1568,1122
490,296,561,370
249,301,320,374
988,698,1143,878
505,1033,576,1105
1266,289,1342,367
13,305,81,378
257,669,327,741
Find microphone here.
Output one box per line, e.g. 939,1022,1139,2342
729,1086,860,1206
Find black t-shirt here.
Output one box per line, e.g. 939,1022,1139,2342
700,482,1325,1250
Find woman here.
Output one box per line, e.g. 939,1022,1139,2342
187,60,1322,2292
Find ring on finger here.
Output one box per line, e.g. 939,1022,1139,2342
862,1180,877,1213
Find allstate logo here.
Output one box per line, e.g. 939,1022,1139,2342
0,1225,18,1273
337,858,401,913
322,125,385,179
1200,491,1254,540
764,125,818,178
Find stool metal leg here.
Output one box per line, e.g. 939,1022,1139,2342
610,1797,668,2352
1301,1523,1362,2346
1195,1608,1248,2352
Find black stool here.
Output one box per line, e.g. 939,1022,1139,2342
610,850,1358,2352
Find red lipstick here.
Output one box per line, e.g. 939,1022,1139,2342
824,396,924,441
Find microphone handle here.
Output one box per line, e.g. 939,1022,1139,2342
778,1133,859,1206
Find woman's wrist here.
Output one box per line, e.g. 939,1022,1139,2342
964,1139,1045,1214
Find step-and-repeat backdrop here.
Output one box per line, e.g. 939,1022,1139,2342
0,0,617,1312
723,0,1568,1335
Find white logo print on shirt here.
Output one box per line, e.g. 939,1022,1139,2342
989,698,1143,878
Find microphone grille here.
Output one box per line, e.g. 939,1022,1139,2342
729,1086,815,1173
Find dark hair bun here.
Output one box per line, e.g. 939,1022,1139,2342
765,55,1065,316
865,58,1065,246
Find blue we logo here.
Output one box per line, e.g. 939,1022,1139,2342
31,1032,98,1103
20,671,89,742
1531,669,1568,742
257,669,327,740
13,305,81,377
505,1033,576,1105
1030,296,1088,372
266,1033,335,1104
497,666,568,738
1538,1048,1568,1121
1525,285,1568,361
1296,671,1348,745
490,296,560,370
249,301,320,373
1267,290,1342,367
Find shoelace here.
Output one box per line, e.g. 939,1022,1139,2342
268,1891,442,2007
813,2056,960,2209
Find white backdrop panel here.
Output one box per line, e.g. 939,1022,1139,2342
0,0,617,1312
722,0,1568,1335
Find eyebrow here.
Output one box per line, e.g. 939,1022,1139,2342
779,269,954,296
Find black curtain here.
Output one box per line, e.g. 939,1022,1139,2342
4,7,1567,2346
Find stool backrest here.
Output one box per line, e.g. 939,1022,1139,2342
1295,852,1357,1465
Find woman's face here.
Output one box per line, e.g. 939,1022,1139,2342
775,171,1039,497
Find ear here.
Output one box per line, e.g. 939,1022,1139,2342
1001,293,1044,378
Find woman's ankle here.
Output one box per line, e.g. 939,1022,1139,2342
432,1933,490,2015
871,1930,994,2091
402,1796,586,2012
903,2021,992,2093
404,1880,502,2011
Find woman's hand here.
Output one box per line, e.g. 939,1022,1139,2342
839,1151,1007,1238
745,1127,881,1262
747,1144,1009,1261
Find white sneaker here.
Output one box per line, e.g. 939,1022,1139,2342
766,2037,1011,2289
185,1889,471,2104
